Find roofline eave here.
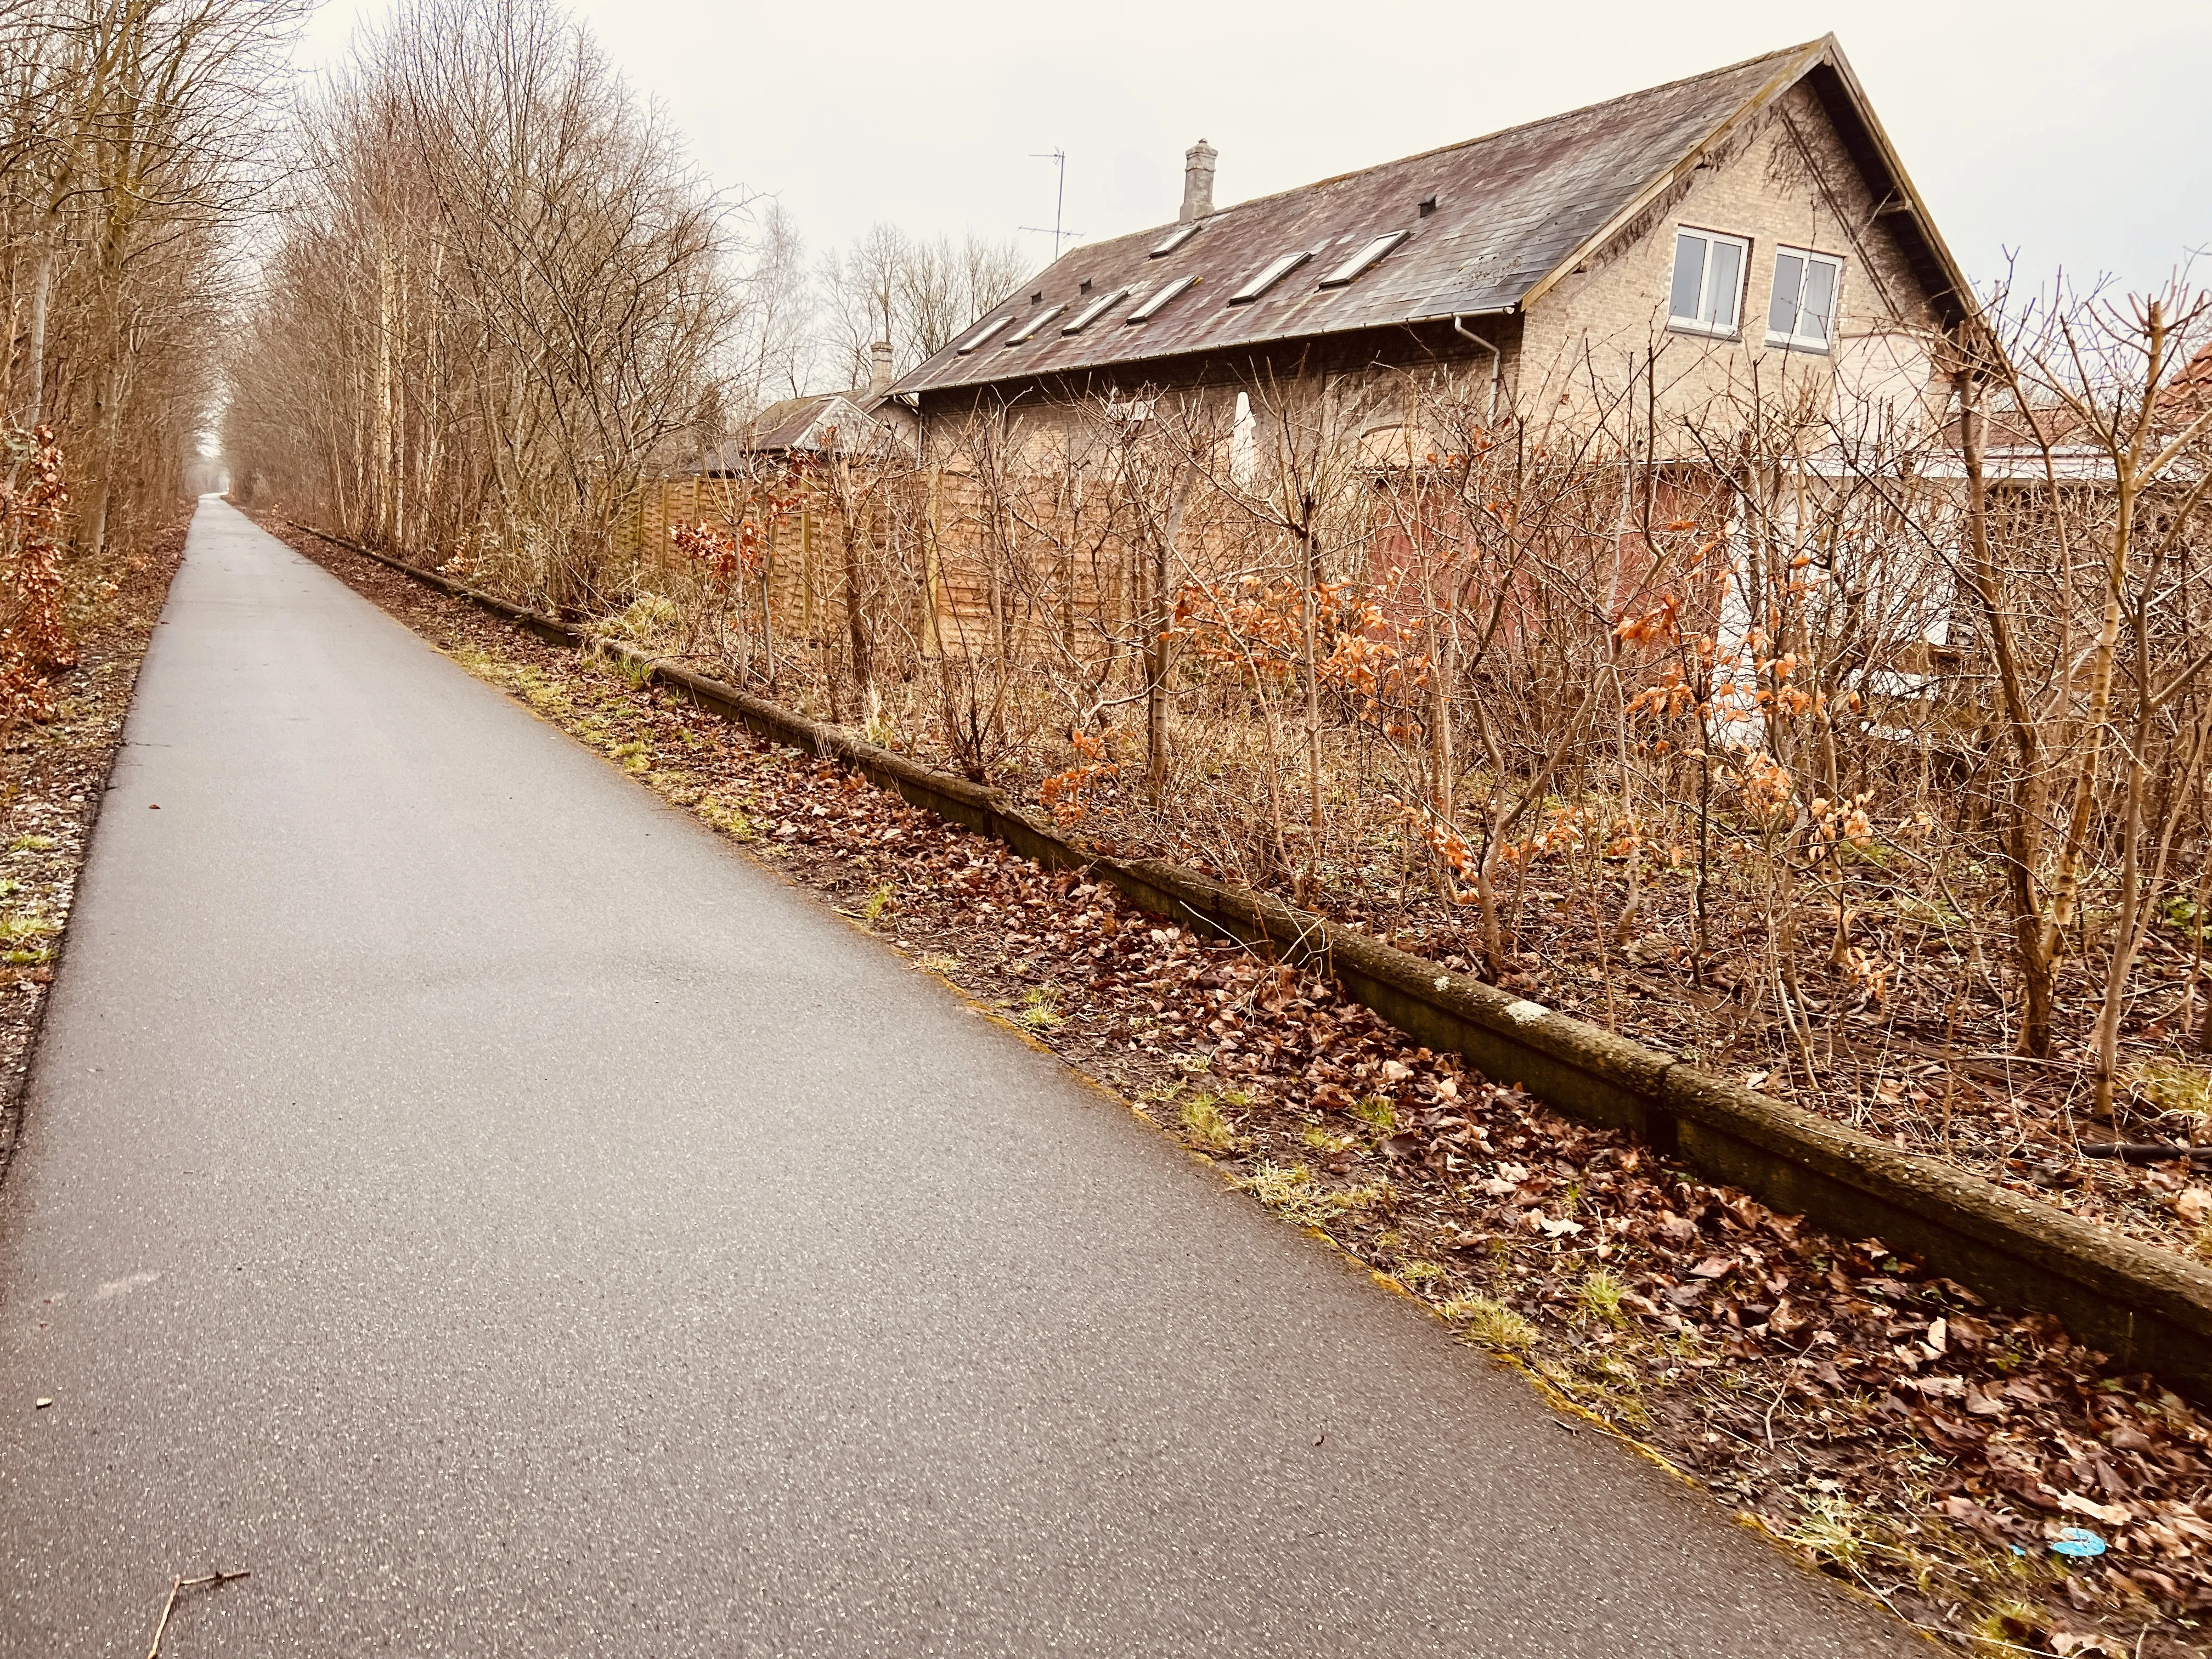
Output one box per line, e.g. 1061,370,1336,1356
1810,42,1979,335
1516,35,1978,339
902,311,1520,403
1516,37,1830,317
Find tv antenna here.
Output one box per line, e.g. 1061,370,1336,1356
1020,148,1081,257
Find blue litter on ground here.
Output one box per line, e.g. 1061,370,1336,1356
2050,1528,2106,1559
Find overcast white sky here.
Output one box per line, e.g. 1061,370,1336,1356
296,0,2211,302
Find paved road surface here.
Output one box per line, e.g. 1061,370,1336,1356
0,499,1911,1655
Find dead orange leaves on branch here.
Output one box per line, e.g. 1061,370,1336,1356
1169,569,1431,735
1039,729,1121,825
669,517,765,589
0,424,78,726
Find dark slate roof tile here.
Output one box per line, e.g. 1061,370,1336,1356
896,41,1831,395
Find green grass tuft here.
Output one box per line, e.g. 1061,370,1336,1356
1238,1161,1391,1228
1576,1268,1628,1326
1441,1295,1536,1352
1180,1094,1240,1153
1351,1096,1395,1132
696,797,754,839
2138,1057,2212,1119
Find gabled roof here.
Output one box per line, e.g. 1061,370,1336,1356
748,391,876,453
2171,343,2212,416
895,35,1970,398
695,391,898,472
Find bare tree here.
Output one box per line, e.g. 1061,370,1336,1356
227,0,740,613
4,0,304,550
732,200,812,409
815,223,1028,388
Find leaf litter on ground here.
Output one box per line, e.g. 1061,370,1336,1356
280,520,2212,1658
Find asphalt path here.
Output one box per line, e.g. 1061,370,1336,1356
0,498,1913,1655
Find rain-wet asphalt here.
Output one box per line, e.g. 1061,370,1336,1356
0,498,1916,1655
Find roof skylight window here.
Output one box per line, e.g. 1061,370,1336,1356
1004,304,1066,344
956,316,1013,354
1125,274,1197,323
1062,288,1130,334
1318,230,1410,287
1228,250,1311,304
1150,222,1203,257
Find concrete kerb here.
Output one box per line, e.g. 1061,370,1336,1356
299,522,2212,1402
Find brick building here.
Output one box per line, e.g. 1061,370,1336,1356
891,36,1974,456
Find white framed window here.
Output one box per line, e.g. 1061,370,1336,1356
1126,274,1197,323
1004,304,1065,344
1667,227,1748,337
955,316,1012,354
1317,230,1410,289
1062,288,1130,334
1766,246,1843,352
1150,222,1203,257
1228,249,1312,304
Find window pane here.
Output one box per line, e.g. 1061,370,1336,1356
1005,304,1065,343
956,316,1012,354
1669,233,1706,321
1063,288,1130,334
1229,250,1312,303
1319,231,1410,288
1800,259,1837,343
1126,274,1197,323
1705,239,1742,330
1768,252,1804,337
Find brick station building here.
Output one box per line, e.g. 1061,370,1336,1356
891,36,1976,457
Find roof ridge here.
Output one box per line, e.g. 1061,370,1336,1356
1091,38,1826,256
890,34,1980,399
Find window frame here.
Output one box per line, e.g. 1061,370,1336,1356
1317,230,1411,289
1764,244,1846,354
1666,225,1752,341
955,316,1013,355
1227,249,1312,304
1150,222,1203,258
1003,303,1066,345
1062,288,1130,335
1125,274,1197,324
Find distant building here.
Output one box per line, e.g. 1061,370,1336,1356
703,343,919,476
616,343,916,566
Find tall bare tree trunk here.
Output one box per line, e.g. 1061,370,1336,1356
375,240,396,546
1959,369,2059,1055
1299,507,1323,903
14,247,53,432
1144,474,1189,811
841,510,878,725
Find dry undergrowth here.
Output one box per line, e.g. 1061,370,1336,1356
995,737,2212,1260
0,526,183,1174
279,517,2212,1657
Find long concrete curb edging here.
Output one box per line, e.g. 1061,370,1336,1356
302,522,2212,1400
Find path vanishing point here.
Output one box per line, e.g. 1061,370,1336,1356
0,499,1915,1655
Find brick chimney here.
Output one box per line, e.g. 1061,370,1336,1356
1180,139,1217,224
867,340,894,399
